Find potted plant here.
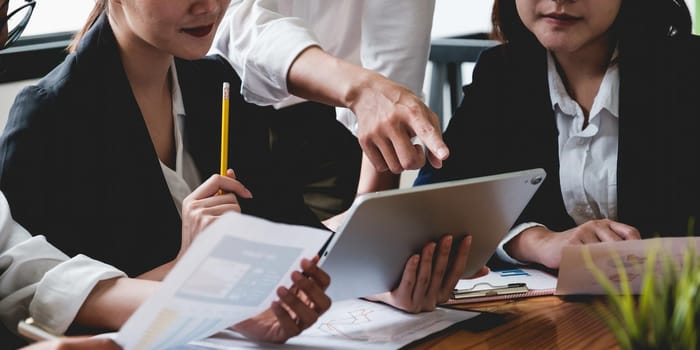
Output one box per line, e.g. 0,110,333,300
583,231,700,349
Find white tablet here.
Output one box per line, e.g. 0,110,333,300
319,168,546,301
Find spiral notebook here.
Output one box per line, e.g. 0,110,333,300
443,268,557,305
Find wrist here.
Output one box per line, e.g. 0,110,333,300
342,67,382,111
505,226,550,264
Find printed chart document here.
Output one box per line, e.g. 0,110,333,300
556,237,700,295
445,267,557,304
183,299,479,350
116,212,331,350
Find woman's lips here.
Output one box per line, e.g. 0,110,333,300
182,24,214,37
542,13,581,26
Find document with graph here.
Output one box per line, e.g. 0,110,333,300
115,212,331,350
186,298,480,350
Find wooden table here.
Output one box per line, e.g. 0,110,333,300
410,296,618,349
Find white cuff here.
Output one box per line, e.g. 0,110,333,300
0,235,68,334
29,255,126,334
240,20,321,106
496,222,546,265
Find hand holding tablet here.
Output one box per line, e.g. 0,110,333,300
319,168,546,303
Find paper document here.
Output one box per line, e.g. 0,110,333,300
183,298,478,350
556,237,700,295
445,268,557,304
115,212,331,350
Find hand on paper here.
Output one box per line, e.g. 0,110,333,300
180,169,253,259
139,171,251,280
350,72,448,174
232,256,332,344
20,338,121,350
506,220,642,269
369,235,473,313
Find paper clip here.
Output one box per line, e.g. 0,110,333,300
452,282,528,299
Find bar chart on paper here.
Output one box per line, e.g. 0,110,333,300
115,213,331,350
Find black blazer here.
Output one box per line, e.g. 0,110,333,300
416,36,700,238
0,15,322,277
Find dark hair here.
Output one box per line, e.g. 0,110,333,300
67,0,106,53
491,0,692,45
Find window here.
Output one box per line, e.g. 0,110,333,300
21,0,92,37
0,0,94,84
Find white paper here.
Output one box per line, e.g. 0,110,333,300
182,299,479,350
556,237,700,295
455,267,557,292
115,212,331,350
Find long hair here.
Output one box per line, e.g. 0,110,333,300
67,0,107,53
491,0,692,45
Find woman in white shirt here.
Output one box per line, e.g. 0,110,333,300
416,0,700,269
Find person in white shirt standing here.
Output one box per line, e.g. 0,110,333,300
211,0,479,314
211,0,442,221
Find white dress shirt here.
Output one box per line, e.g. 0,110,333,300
496,52,620,264
0,192,125,335
159,63,202,216
210,0,436,134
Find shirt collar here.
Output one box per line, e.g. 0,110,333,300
547,50,619,120
170,62,186,118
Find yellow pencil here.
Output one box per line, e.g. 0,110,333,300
218,82,230,195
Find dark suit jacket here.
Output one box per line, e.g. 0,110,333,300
416,36,700,238
0,15,322,277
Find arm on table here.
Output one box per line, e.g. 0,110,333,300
505,219,641,269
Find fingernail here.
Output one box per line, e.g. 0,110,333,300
437,147,448,159
278,287,288,297
445,235,453,244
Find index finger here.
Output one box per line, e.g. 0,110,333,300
190,174,252,200
300,257,331,291
608,221,642,240
407,108,448,167
442,236,471,291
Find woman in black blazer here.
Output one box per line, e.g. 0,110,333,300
0,0,334,342
0,0,471,319
416,0,700,269
0,13,322,278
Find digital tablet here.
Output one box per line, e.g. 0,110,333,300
319,168,546,301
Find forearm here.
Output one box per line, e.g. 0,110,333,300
136,260,177,281
503,226,552,264
287,46,380,109
74,277,158,330
356,154,399,194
